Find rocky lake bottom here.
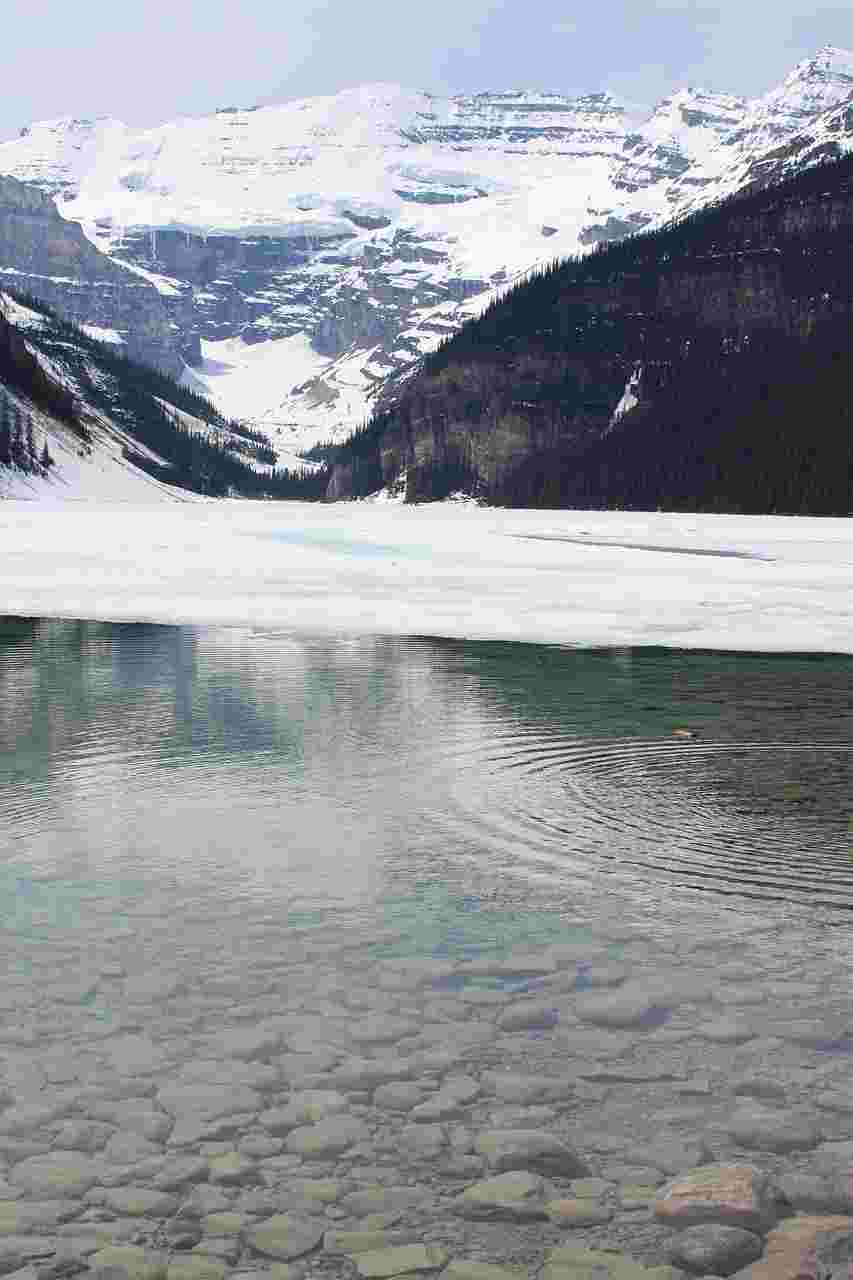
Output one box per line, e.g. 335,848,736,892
2,912,853,1280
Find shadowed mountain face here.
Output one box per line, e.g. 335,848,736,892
0,50,852,446
326,154,853,514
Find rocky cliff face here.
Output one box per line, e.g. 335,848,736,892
340,154,853,509
1,50,852,444
0,175,196,376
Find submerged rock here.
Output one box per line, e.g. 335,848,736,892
247,1213,324,1261
725,1108,822,1154
655,1165,781,1233
574,985,672,1029
355,1244,449,1277
742,1214,853,1280
458,1171,550,1221
497,1003,560,1032
664,1224,764,1275
88,1247,167,1280
474,1130,590,1178
543,1245,680,1280
544,1198,614,1226
284,1117,370,1158
444,1264,530,1280
10,1154,105,1199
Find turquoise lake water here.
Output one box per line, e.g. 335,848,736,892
2,618,851,951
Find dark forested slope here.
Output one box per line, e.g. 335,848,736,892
327,154,853,513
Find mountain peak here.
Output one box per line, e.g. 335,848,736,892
744,43,853,141
783,44,853,84
18,114,120,136
3,48,853,449
812,43,853,62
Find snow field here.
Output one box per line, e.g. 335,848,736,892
2,500,851,654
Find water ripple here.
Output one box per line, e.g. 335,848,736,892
436,727,853,912
2,620,851,921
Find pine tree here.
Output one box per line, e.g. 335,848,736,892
10,408,26,469
0,396,11,467
40,438,52,471
25,414,36,467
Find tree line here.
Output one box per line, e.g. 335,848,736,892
0,392,53,475
327,151,853,513
1,291,329,500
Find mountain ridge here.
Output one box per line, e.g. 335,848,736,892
324,151,853,514
1,45,852,461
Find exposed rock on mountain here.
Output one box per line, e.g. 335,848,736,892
0,49,852,449
670,47,853,208
327,154,853,514
0,174,196,376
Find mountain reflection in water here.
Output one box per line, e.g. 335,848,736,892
1,619,852,930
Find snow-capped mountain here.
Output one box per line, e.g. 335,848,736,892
1,46,852,458
666,45,853,209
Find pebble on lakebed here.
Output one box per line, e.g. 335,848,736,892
0,926,851,1280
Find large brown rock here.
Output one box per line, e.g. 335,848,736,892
737,1214,853,1280
654,1165,782,1234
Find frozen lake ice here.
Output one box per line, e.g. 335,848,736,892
2,499,853,652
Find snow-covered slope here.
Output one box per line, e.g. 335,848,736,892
0,294,187,502
0,392,184,503
2,48,853,454
0,292,320,502
663,46,853,211
669,49,853,211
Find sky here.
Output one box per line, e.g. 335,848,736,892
3,0,853,138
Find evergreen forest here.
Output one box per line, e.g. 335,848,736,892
329,153,853,513
0,292,329,499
